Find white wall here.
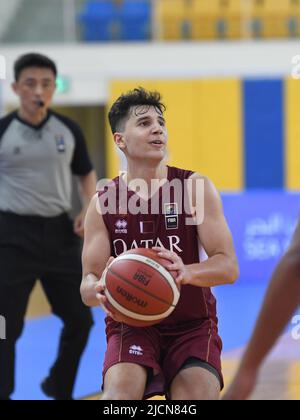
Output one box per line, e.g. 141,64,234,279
0,0,23,39
0,39,299,107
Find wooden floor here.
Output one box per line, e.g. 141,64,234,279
84,354,300,401
222,360,300,401
26,282,51,319
222,333,300,401
84,364,300,401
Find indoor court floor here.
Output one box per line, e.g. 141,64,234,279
12,281,300,400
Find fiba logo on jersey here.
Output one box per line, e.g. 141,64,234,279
0,55,6,79
291,315,300,340
0,315,6,340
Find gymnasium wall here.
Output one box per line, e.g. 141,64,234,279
1,41,299,107
107,78,300,191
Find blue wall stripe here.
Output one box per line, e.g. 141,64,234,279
243,79,285,189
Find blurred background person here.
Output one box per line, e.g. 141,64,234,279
0,52,97,400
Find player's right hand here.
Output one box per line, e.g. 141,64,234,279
95,256,125,323
222,367,258,400
105,257,115,268
94,280,106,305
95,257,115,310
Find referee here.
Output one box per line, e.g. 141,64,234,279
0,53,97,400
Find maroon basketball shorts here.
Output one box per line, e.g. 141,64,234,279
103,318,223,399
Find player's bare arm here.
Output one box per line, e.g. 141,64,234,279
223,219,300,400
80,194,112,307
154,174,239,287
242,219,300,365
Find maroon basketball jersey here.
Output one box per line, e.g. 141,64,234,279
98,166,217,326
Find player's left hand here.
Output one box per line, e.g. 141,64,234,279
222,367,258,400
152,247,192,286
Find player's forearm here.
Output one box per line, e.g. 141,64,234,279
80,273,101,307
187,254,239,287
239,251,300,371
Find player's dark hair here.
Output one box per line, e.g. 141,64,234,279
14,53,57,81
108,87,166,134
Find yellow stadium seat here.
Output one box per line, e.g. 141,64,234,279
156,0,194,40
287,0,300,37
192,0,243,40
161,19,193,40
193,0,241,16
249,0,300,39
156,0,194,19
157,0,300,41
192,0,221,16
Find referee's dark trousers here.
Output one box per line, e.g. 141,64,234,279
0,211,94,400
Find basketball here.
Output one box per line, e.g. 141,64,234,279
100,248,180,327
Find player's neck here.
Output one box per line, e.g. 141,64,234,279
125,162,168,187
18,107,48,126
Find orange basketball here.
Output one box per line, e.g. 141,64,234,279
101,248,180,327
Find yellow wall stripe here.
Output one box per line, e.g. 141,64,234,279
288,362,300,400
190,79,243,191
286,78,300,190
107,79,243,191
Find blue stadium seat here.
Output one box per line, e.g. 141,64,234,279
119,0,151,41
79,1,115,42
79,0,151,42
85,0,113,14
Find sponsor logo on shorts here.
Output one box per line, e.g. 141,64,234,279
129,345,143,356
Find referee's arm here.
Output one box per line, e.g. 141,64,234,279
74,170,97,237
69,119,97,237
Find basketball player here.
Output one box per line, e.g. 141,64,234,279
223,219,300,400
0,53,96,400
81,88,239,400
